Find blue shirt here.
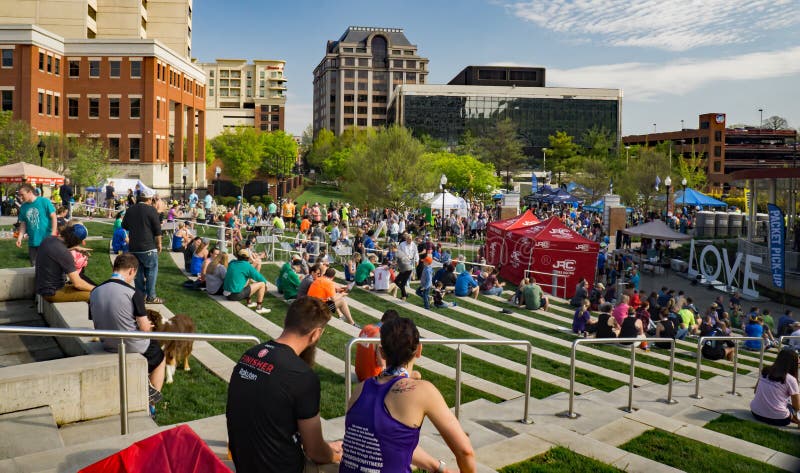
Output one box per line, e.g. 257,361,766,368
454,271,478,297
420,265,433,289
112,228,129,253
744,322,763,350
364,236,374,249
18,197,55,247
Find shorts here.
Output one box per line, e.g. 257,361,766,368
283,216,293,224
751,410,792,427
43,285,92,303
142,340,165,373
226,285,252,301
326,300,337,314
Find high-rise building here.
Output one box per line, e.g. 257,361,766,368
0,23,206,190
197,58,287,138
312,26,428,136
0,0,193,59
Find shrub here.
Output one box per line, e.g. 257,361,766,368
262,195,273,206
250,195,261,204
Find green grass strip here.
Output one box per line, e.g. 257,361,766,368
500,446,623,473
620,428,786,473
0,240,35,268
704,414,800,457
156,356,229,426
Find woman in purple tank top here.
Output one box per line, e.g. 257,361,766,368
340,318,475,473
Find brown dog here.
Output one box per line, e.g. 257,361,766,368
147,309,196,384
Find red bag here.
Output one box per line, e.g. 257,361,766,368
79,424,231,473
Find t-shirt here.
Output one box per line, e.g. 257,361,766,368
298,275,315,298
355,324,382,382
750,373,799,420
307,277,335,300
523,283,544,310
35,235,76,297
204,194,213,210
280,268,301,299
18,197,55,247
224,260,267,294
89,278,148,353
268,202,277,215
188,193,198,208
105,185,115,200
572,309,591,333
122,203,162,252
612,303,629,326
282,202,295,217
744,322,764,350
373,266,393,291
678,308,696,329
454,271,477,297
205,265,227,295
227,341,320,473
111,228,129,253
355,260,375,284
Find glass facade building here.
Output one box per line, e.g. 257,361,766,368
388,85,621,150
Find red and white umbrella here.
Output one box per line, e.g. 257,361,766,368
0,161,65,186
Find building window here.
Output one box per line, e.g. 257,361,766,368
700,137,709,144
130,60,141,78
344,57,355,66
357,106,367,114
1,49,12,68
129,138,140,160
714,130,722,142
156,100,160,119
344,94,354,102
209,89,214,96
1,90,11,111
344,106,354,114
714,146,721,157
130,98,140,118
54,96,59,116
68,98,79,117
393,60,403,68
713,161,721,172
69,60,80,77
700,121,709,129
89,60,100,77
358,94,368,102
38,92,43,114
46,55,52,73
357,118,367,126
372,106,384,115
54,57,60,75
38,52,44,70
344,117,354,125
89,98,99,117
260,123,268,131
110,60,121,78
109,98,120,118
406,72,416,81
108,137,119,160
46,94,51,115
156,138,161,160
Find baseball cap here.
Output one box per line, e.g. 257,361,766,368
72,224,88,241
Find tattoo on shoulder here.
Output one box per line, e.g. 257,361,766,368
390,381,417,394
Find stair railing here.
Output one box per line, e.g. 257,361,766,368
0,325,259,435
345,337,534,424
690,335,765,399
779,335,800,348
563,337,678,419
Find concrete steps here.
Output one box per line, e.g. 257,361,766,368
0,301,64,368
0,406,63,460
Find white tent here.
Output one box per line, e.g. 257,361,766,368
98,178,155,196
424,191,469,217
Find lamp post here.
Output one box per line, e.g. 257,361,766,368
681,119,684,131
36,139,46,193
440,174,447,241
664,176,672,221
758,108,763,128
681,177,687,214
653,123,657,133
542,147,547,174
625,145,630,167
181,166,188,201
215,166,221,197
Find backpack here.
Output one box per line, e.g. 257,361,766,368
702,328,725,360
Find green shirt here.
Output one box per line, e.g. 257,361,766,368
18,197,55,247
523,283,544,310
223,260,267,294
281,269,301,300
355,260,375,284
276,262,292,292
678,308,696,328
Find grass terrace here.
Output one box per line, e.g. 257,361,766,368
499,446,624,473
704,414,800,457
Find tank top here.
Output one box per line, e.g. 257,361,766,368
619,317,639,344
340,377,421,473
655,318,676,349
596,313,617,339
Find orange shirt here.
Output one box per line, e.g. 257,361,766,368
300,218,311,233
307,277,335,300
355,323,382,382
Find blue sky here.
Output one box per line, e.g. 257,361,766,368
193,0,800,137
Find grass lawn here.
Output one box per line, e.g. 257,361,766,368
619,428,786,473
499,446,623,473
704,414,800,457
156,356,229,426
295,184,345,206
0,239,33,268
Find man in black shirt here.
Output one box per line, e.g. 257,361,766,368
35,224,95,302
59,178,73,218
122,189,163,304
227,297,342,473
104,181,116,217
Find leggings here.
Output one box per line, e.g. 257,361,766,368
395,270,412,298
751,410,792,427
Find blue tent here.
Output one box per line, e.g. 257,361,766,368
672,188,727,208
583,199,633,214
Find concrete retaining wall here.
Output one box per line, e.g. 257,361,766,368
0,268,34,302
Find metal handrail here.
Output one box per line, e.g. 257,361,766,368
0,326,259,435
564,337,678,419
691,335,765,399
344,337,533,424
779,335,800,346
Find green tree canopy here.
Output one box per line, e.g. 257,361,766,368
305,128,335,171
211,127,263,195
547,130,580,184
616,148,672,211
0,111,38,165
676,150,707,190
425,151,500,199
260,130,297,176
478,118,525,189
67,138,112,189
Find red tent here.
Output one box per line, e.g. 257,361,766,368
485,210,540,267
499,217,599,299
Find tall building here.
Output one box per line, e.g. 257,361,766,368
0,0,193,59
622,113,798,192
312,26,428,136
0,24,206,190
197,58,287,138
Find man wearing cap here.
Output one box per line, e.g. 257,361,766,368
16,183,57,265
35,223,95,302
122,189,164,304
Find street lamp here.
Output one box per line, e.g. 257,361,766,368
653,123,657,133
542,147,547,173
758,108,763,128
625,145,630,167
181,166,188,201
215,166,221,198
664,176,672,221
681,177,687,213
440,174,447,241
681,119,684,130
36,138,46,193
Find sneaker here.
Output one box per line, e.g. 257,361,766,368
255,305,271,314
247,301,257,308
145,297,164,304
352,322,360,329
149,404,156,420
148,383,163,404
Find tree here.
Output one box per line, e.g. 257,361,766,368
763,115,790,130
321,148,353,184
547,131,580,184
419,134,447,153
0,111,38,165
343,125,437,208
478,118,525,189
581,125,616,160
67,138,112,189
305,128,335,171
211,127,263,196
454,129,481,156
574,159,611,202
300,124,314,157
676,150,707,190
615,148,671,211
425,151,500,199
205,139,216,167
260,130,297,176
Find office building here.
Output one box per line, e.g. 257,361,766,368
0,0,193,59
197,58,287,138
0,24,207,189
622,113,798,192
312,26,428,136
448,65,545,87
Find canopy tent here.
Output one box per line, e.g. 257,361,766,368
547,189,583,205
499,217,600,299
672,188,728,208
95,178,155,197
485,210,541,268
622,220,692,241
423,191,469,217
583,199,633,214
0,162,64,186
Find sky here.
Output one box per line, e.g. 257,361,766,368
192,0,800,137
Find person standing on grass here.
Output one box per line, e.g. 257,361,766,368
16,183,57,265
59,178,73,219
104,181,116,217
122,188,163,304
750,349,800,428
416,256,433,310
223,250,270,314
